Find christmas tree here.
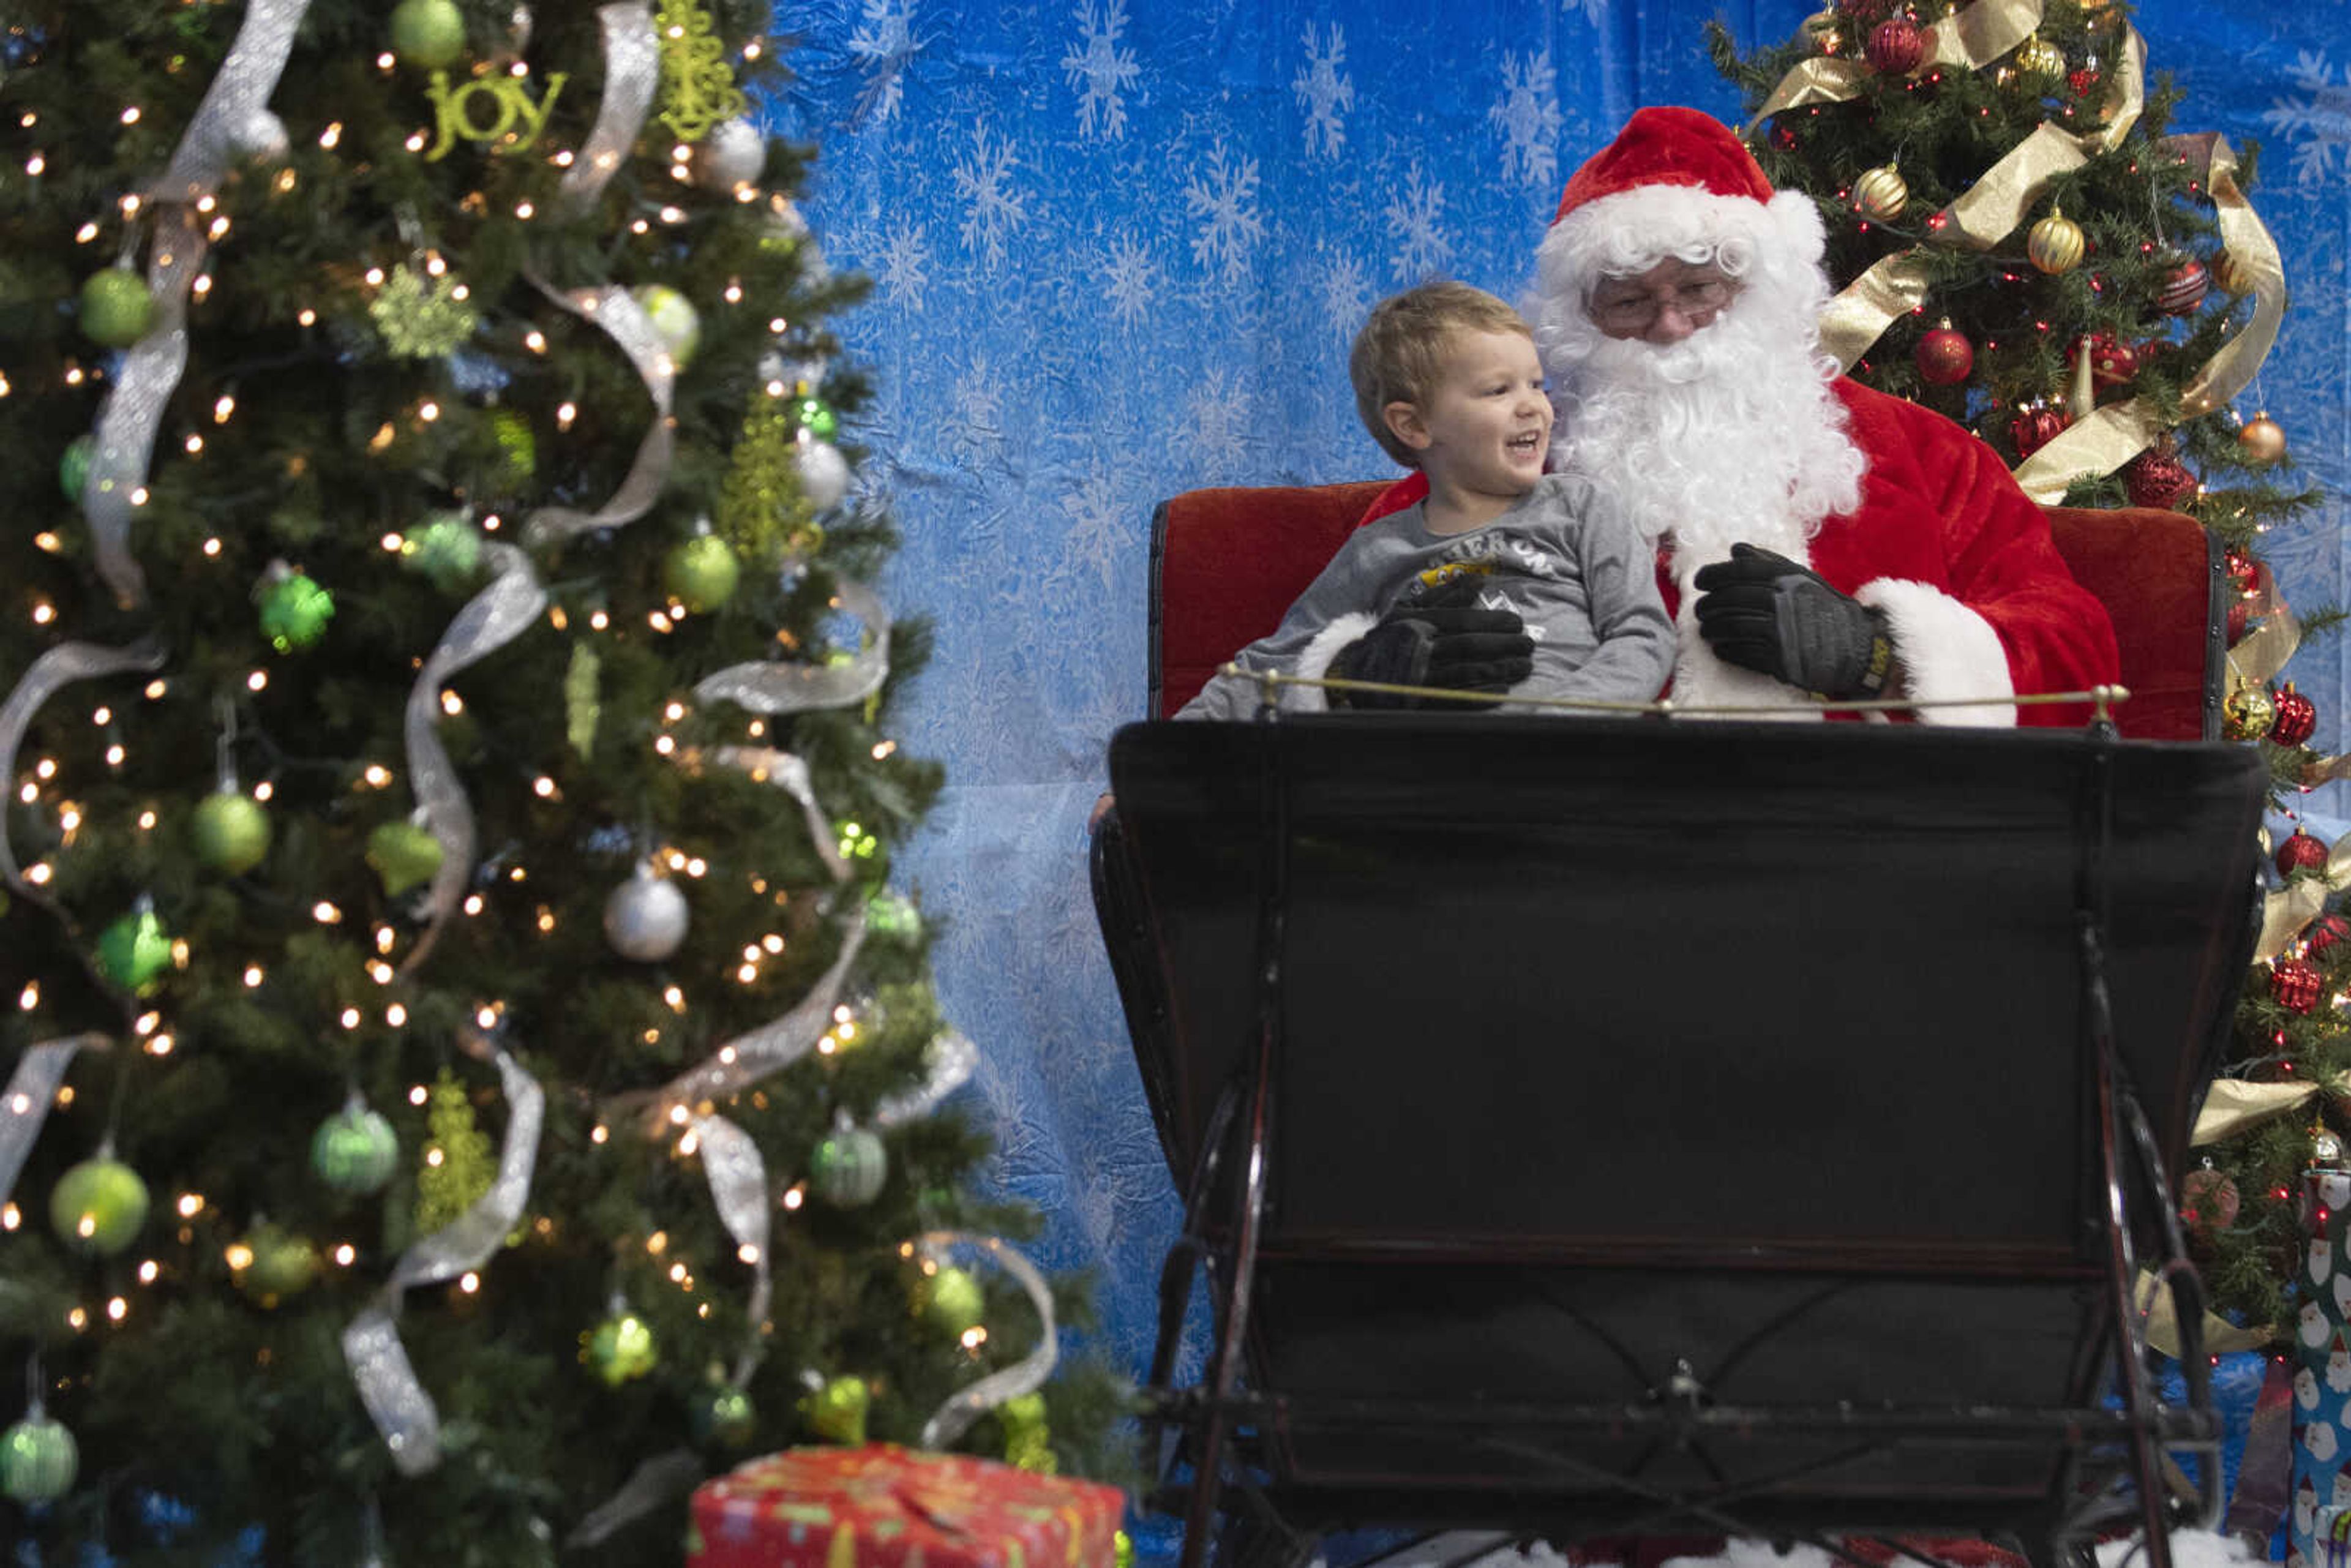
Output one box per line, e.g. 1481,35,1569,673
1713,0,2344,1341
0,2,1120,1561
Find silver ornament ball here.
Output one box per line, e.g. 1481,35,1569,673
604,871,689,962
796,435,851,511
230,108,291,165
697,117,767,190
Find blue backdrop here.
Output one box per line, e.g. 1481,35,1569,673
762,0,2351,1380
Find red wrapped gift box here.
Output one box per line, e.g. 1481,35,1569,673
688,1443,1125,1568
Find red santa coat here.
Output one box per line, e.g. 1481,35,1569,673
1361,378,2120,727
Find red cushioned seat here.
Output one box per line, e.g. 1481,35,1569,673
1146,484,2219,738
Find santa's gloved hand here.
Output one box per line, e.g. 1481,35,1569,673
1326,578,1534,710
1690,542,1894,699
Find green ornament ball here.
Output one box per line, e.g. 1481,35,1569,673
802,1375,869,1445
312,1104,400,1196
234,1223,320,1304
917,1264,985,1337
389,0,467,69
793,396,839,441
690,1385,758,1449
78,267,153,348
586,1311,659,1386
664,534,741,613
631,284,701,367
811,1126,888,1208
59,435,93,504
192,790,272,876
257,568,334,653
94,908,173,995
367,820,444,899
0,1412,77,1504
50,1156,149,1257
400,513,484,593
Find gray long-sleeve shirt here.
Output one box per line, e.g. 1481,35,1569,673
1179,473,1675,718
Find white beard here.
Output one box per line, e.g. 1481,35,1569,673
1537,298,1871,722
1543,296,1867,590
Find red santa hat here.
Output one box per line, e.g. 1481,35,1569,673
1537,106,1826,300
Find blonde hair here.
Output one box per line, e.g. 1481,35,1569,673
1350,281,1532,467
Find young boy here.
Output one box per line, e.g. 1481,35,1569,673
1178,281,1673,718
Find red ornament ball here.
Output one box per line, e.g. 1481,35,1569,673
1865,15,1925,73
2179,1167,2241,1237
2123,443,2195,510
2006,402,2069,459
2156,257,2210,316
2273,683,2319,748
2273,956,2325,1013
2086,333,2140,388
1915,322,1973,385
2311,913,2351,959
2226,599,2250,647
2280,828,2331,880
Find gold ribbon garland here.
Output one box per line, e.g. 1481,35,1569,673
1752,10,2285,500
1806,21,2148,380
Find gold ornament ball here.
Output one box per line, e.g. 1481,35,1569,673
2012,33,2064,86
1854,164,1908,222
2238,412,2287,466
2222,684,2276,741
2027,211,2084,275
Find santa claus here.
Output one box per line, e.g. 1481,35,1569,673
1338,105,2120,724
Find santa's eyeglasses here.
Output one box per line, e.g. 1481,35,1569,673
1588,274,1737,332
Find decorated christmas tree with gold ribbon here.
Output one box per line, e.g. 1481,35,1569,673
0,2,1124,1561
1717,0,2347,1340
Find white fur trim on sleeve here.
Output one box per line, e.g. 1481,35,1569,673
1292,611,1381,713
1854,579,2016,727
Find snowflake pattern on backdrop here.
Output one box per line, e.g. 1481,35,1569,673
847,0,923,125
870,215,933,307
1383,160,1453,282
1063,0,1142,141
1183,139,1267,283
2263,52,2351,187
1491,50,1564,189
1102,231,1158,328
1316,246,1374,339
779,1,2351,1376
951,121,1028,271
1293,21,1355,160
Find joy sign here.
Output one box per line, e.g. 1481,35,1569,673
422,69,568,162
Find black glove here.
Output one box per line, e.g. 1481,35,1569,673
1690,542,1895,699
1325,577,1534,710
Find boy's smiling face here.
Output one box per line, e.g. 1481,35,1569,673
1387,327,1552,516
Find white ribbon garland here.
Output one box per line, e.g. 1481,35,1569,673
647,915,867,1120
0,1035,110,1209
710,746,852,882
558,5,659,220
520,280,677,544
399,545,547,973
915,1232,1060,1450
342,1039,544,1476
83,0,312,609
0,639,168,895
695,582,891,716
874,1031,978,1130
